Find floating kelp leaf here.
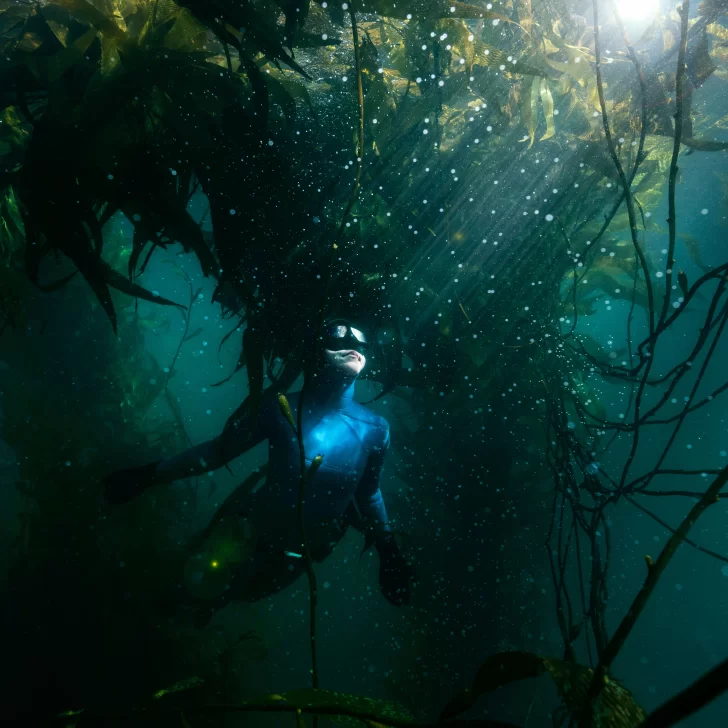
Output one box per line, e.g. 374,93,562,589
57,0,128,46
681,137,728,152
103,261,185,310
308,454,324,478
152,676,204,700
440,651,546,721
239,52,269,130
520,76,540,147
175,0,310,78
686,28,715,88
539,78,555,140
277,393,296,430
352,0,513,23
706,23,728,41
163,8,209,51
269,687,415,728
541,658,647,727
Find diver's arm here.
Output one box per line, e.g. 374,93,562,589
104,393,272,503
353,421,392,537
354,420,414,606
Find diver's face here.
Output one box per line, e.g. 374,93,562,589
323,348,366,379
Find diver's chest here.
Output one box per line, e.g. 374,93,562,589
302,413,370,473
271,412,370,475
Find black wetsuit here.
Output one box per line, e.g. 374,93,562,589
154,377,393,605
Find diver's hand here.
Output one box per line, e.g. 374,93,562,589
104,461,161,504
376,536,415,606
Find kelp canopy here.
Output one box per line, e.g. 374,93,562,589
2,0,728,724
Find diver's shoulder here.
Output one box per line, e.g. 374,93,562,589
348,401,389,432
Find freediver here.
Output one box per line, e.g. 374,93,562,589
104,318,414,626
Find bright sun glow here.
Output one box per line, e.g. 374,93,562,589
614,0,659,21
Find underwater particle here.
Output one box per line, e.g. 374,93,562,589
423,129,429,135
313,216,320,223
65,461,71,467
133,213,141,221
722,565,728,577
323,581,330,589
416,76,422,83
108,174,114,180
545,214,554,222
322,34,327,40
675,584,683,591
268,140,274,146
701,208,708,215
721,451,727,457
655,271,664,278
170,168,177,176
586,462,600,476
229,209,236,215
567,421,576,430
687,444,693,449
342,75,348,81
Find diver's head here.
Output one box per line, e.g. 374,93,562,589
319,318,369,381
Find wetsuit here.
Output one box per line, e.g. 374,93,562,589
109,376,409,613
158,378,391,553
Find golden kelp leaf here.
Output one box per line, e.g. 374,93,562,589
277,393,296,430
662,28,675,53
57,0,128,45
152,676,204,700
100,32,120,74
706,23,728,41
520,75,540,147
272,688,415,728
163,8,209,51
539,78,555,141
357,0,512,23
542,659,647,727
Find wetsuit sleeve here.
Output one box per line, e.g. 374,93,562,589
353,420,392,534
154,393,273,483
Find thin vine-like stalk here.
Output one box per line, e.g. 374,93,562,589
292,8,367,699
657,0,690,329
58,702,520,728
592,0,654,342
625,494,728,564
579,464,728,725
639,657,728,728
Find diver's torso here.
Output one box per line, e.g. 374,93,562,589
243,391,383,552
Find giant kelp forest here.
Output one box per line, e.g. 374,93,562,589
2,0,728,725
